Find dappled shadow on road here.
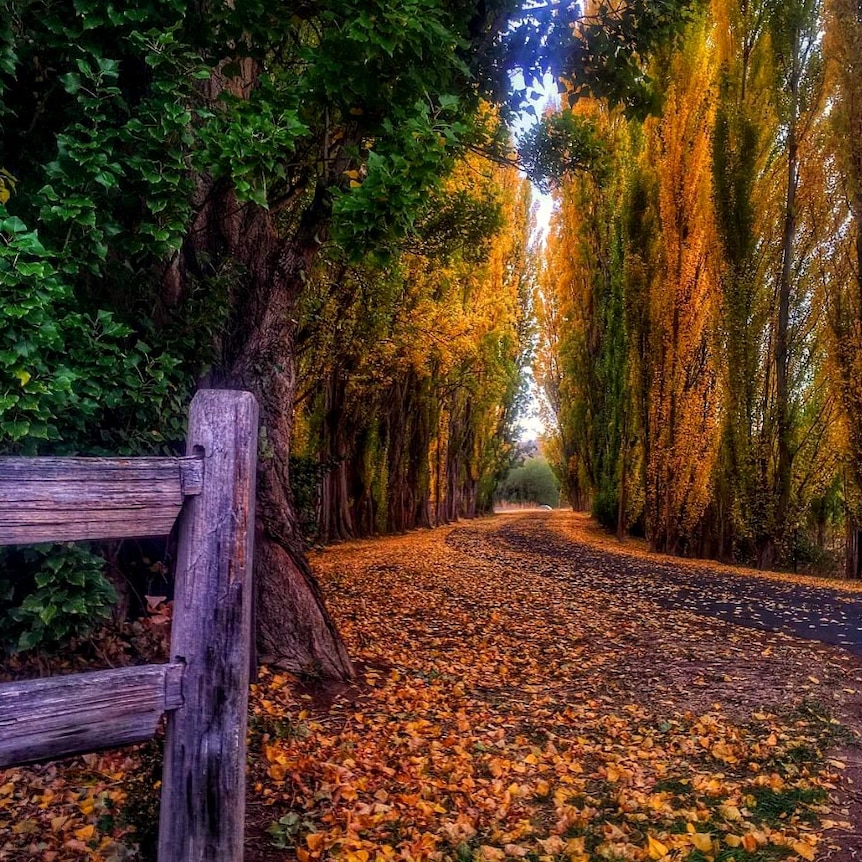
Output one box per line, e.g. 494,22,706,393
444,515,862,727
488,512,862,656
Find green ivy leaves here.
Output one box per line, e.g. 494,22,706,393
0,207,188,454
197,76,308,209
518,111,609,193
0,544,116,652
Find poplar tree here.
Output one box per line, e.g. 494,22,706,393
823,0,862,577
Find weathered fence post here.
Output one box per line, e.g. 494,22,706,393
158,390,258,862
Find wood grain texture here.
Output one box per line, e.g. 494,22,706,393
0,456,204,544
0,663,185,767
158,390,258,862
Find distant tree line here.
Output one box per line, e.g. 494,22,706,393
496,455,560,508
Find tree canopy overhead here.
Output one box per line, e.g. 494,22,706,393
0,0,702,671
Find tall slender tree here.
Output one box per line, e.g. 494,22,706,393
709,0,776,560
758,0,824,566
823,0,862,577
640,18,721,553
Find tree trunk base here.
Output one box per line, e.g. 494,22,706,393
255,526,353,680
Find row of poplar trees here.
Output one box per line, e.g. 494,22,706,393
536,0,862,576
292,150,534,545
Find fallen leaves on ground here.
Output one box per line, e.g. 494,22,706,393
245,513,862,862
2,513,862,861
0,601,170,861
0,750,141,860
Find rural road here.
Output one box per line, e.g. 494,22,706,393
449,512,862,658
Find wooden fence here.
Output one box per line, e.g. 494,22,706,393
0,389,258,862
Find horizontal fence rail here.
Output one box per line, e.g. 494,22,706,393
0,663,184,767
0,456,204,544
0,389,258,862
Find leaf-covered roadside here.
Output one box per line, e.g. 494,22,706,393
245,515,862,862
0,603,171,861
3,512,862,861
0,751,140,860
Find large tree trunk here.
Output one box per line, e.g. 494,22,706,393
320,368,356,544
348,425,378,538
847,521,862,580
385,372,434,532
386,379,409,532
163,182,354,680
616,429,628,541
155,60,354,679
408,377,434,529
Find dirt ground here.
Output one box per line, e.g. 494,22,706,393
4,510,862,862
244,511,862,862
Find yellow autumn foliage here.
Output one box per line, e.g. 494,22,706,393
823,0,862,525
641,18,721,552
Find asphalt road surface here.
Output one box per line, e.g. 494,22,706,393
450,513,862,658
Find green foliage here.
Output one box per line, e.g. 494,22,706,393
589,219,628,529
496,456,560,507
7,10,202,264
743,784,826,827
267,811,318,850
537,118,629,525
290,455,326,543
306,0,467,114
518,111,608,193
536,0,700,120
592,486,620,530
712,97,759,272
0,1,215,458
0,544,116,652
0,208,187,454
0,0,213,646
191,0,513,260
332,100,471,254
410,188,504,262
766,0,822,106
197,75,308,208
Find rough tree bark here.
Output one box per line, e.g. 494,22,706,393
154,53,355,679
847,522,862,580
384,373,432,532
408,378,434,529
385,379,409,533
162,181,354,680
320,368,356,544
